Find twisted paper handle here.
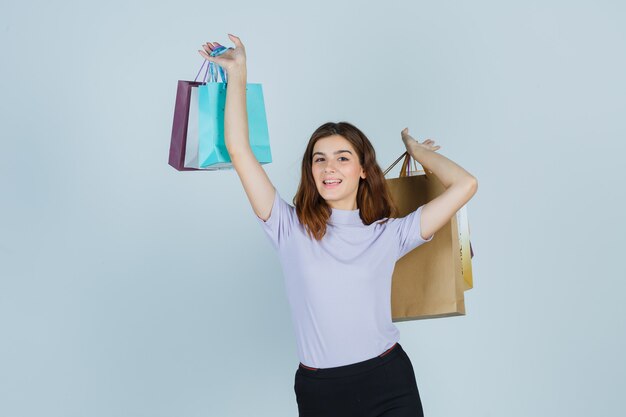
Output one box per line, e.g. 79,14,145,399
193,45,233,83
383,152,423,177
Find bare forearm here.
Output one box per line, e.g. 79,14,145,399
224,68,251,155
410,147,476,188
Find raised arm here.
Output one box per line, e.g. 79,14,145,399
400,128,478,240
199,35,276,221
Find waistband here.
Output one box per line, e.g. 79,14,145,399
297,342,402,379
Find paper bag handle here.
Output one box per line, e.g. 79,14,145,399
383,152,426,178
193,60,211,83
193,45,234,84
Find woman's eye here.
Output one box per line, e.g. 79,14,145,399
314,157,349,162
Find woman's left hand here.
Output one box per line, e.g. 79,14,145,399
401,127,441,154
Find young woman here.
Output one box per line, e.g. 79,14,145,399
199,34,478,417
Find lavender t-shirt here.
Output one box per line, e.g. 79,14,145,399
255,188,433,368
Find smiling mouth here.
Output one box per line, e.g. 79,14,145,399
322,180,342,188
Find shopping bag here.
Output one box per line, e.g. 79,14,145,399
392,152,475,290
183,79,202,168
168,60,211,171
384,152,475,321
196,46,272,169
168,47,273,170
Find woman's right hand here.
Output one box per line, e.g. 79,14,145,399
198,34,246,74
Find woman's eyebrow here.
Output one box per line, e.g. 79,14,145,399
312,150,353,156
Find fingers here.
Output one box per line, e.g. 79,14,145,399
417,138,442,150
198,50,221,64
423,138,441,151
200,35,242,58
199,41,223,61
203,42,223,52
228,33,243,47
200,44,214,60
198,50,214,60
399,129,442,150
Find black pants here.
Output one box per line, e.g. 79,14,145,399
294,343,424,417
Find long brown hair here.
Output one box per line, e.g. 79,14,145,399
293,121,399,240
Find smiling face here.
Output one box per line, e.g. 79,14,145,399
311,134,366,210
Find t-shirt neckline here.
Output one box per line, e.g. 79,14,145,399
329,207,363,225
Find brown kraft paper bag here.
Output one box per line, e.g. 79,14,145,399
383,152,474,321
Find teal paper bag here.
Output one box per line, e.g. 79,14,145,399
197,81,272,170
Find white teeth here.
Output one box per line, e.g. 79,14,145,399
324,180,341,184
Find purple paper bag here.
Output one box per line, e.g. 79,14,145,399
168,79,205,171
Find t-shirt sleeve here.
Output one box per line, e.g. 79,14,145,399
394,205,434,260
254,188,296,250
